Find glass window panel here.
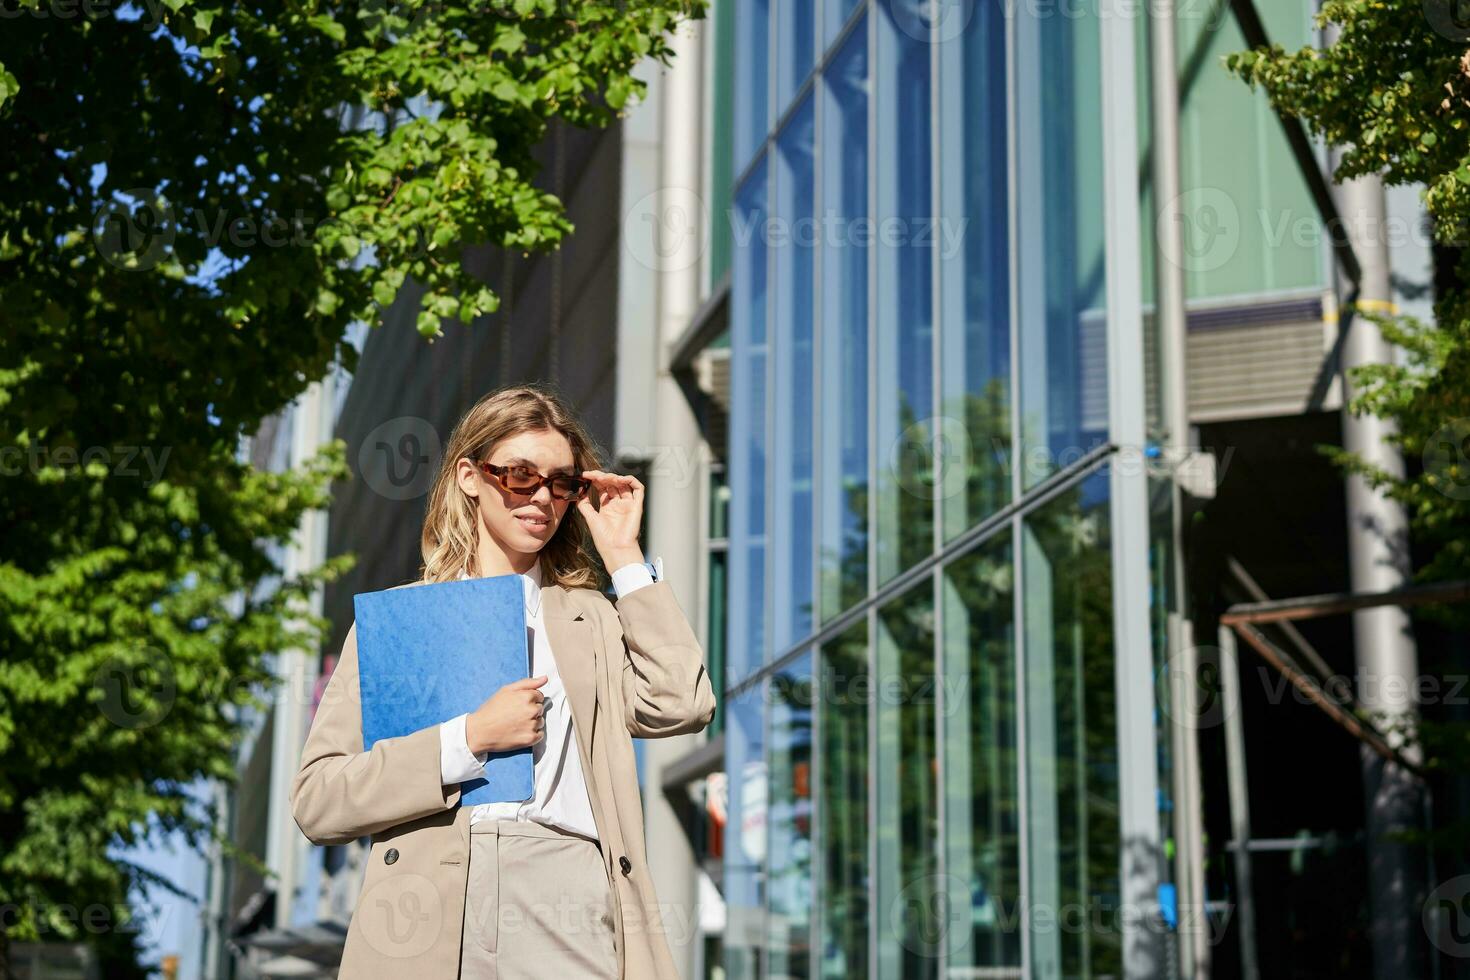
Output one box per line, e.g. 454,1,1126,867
818,22,869,622
775,0,815,113
823,0,860,50
874,0,934,585
772,96,817,650
1022,471,1121,977
819,618,870,978
735,0,771,175
1014,4,1108,490
937,0,1010,540
767,652,814,976
875,582,938,978
724,681,768,980
942,534,1021,969
729,160,770,686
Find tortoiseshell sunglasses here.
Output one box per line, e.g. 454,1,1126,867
476,460,591,501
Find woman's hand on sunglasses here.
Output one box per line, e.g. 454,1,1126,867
575,469,644,572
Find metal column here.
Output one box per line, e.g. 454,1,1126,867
1323,21,1427,976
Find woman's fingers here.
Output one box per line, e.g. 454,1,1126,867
581,469,641,498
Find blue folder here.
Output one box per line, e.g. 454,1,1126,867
353,574,534,806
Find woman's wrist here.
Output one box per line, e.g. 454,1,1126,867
601,547,644,572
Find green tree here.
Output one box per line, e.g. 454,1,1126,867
1228,0,1470,865
1227,0,1470,596
0,0,699,970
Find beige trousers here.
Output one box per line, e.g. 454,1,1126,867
457,819,618,979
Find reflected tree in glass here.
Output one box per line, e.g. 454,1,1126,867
724,682,768,980
767,654,814,978
819,619,869,978
1023,473,1121,977
942,535,1021,971
876,584,938,979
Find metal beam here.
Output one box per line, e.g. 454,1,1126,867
1228,621,1422,777
1220,579,1470,626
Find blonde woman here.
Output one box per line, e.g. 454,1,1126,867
290,383,716,979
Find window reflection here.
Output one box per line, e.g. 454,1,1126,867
874,0,935,584
819,619,869,978
943,536,1021,970
817,22,869,623
728,160,769,687
875,584,938,979
775,0,814,111
938,0,1011,539
1022,472,1121,977
767,653,814,978
1015,4,1108,489
724,682,768,980
734,0,770,174
772,98,816,650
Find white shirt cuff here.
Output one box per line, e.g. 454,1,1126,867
439,712,487,785
611,556,661,598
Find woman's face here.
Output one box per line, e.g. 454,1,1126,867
456,427,579,560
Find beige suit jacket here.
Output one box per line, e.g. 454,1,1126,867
290,577,717,979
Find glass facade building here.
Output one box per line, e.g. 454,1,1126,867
721,0,1162,976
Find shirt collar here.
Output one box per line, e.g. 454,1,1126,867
458,560,543,618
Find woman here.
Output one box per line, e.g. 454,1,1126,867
290,383,717,979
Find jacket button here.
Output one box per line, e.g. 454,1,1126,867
384,848,399,865
618,855,632,876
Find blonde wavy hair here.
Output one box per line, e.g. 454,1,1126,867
417,383,607,589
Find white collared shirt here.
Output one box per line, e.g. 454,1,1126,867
440,558,661,839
